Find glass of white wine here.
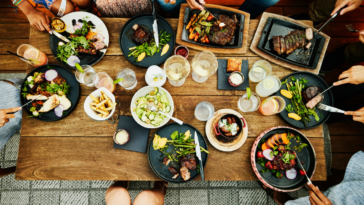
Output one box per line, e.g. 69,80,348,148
191,51,218,83
164,55,190,87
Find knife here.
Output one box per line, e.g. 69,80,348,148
194,131,205,181
318,103,345,114
295,155,312,184
151,0,159,48
9,95,43,114
51,29,70,43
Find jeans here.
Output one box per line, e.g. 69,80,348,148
286,151,364,205
0,79,23,151
156,0,187,17
239,0,280,19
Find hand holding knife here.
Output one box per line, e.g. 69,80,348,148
194,131,205,181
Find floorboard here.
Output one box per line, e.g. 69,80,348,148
331,136,364,153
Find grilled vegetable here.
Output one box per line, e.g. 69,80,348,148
199,21,213,27
207,14,214,21
199,11,210,23
194,34,199,42
192,10,206,25
206,26,211,34
186,14,197,30
189,27,198,40
261,133,289,150
205,36,210,43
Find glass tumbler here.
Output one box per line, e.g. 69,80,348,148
191,51,218,83
16,44,48,67
75,65,95,87
116,68,137,90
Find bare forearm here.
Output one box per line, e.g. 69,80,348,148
17,0,37,15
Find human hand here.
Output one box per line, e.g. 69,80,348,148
359,30,364,44
0,107,22,128
345,107,364,124
26,10,52,34
333,65,364,86
307,182,332,205
187,0,205,10
331,0,363,16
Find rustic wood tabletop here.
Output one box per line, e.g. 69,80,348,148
16,18,327,181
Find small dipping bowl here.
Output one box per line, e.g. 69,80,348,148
174,45,189,58
113,129,130,145
228,71,245,87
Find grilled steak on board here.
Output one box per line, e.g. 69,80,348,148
272,28,313,55
207,14,238,46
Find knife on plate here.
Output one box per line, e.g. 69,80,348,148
295,155,312,184
194,131,205,181
51,30,70,43
151,0,159,48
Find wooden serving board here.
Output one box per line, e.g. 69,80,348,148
176,4,250,54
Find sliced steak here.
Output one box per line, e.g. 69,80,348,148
180,166,191,181
273,36,281,54
181,154,197,170
207,14,238,46
280,36,286,54
168,166,179,179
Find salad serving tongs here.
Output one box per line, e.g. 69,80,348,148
146,104,183,125
318,103,345,114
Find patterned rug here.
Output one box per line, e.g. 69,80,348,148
0,73,331,205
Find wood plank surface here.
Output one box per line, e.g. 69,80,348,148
331,153,355,171
0,55,29,71
0,8,28,23
21,95,323,138
331,136,364,153
176,4,250,54
15,137,326,181
0,23,30,39
329,121,364,135
0,39,28,54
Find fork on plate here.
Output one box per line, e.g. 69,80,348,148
146,104,183,125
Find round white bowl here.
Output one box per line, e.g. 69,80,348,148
84,87,116,121
131,86,174,129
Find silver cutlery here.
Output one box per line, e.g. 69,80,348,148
346,24,360,33
194,131,205,181
151,0,159,48
313,6,346,37
318,103,345,114
295,155,312,184
146,104,183,125
51,30,70,43
9,95,43,114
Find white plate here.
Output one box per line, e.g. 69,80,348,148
61,11,109,54
131,86,174,129
84,87,116,121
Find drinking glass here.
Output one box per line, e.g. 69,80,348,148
191,51,218,83
93,72,115,93
16,44,48,67
258,96,286,116
164,55,190,87
255,76,281,97
116,68,137,90
75,65,95,87
238,92,261,112
194,101,215,121
248,60,272,82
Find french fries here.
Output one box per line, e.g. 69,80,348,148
89,91,117,118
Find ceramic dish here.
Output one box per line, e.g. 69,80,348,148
84,87,116,121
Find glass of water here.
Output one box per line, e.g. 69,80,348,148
75,65,95,87
249,60,272,82
238,92,261,112
194,101,215,121
255,76,281,97
116,68,137,90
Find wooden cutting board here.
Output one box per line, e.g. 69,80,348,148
176,4,250,54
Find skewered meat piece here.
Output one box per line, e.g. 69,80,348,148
163,157,170,166
302,86,323,103
181,154,197,170
52,76,66,85
180,166,191,181
306,94,323,109
306,28,313,40
168,166,179,179
207,14,238,46
132,24,152,45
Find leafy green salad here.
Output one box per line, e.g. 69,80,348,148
133,87,171,127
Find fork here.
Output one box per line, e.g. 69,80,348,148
146,104,183,125
317,103,345,114
346,24,361,33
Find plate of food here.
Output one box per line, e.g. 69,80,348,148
131,86,174,129
49,11,109,68
119,14,175,68
251,126,316,192
20,64,80,121
182,7,245,48
257,17,326,69
148,123,209,183
276,72,333,129
84,87,117,122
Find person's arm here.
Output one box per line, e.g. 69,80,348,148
345,107,364,124
186,0,205,10
307,182,333,205
331,0,363,16
17,1,52,34
359,30,364,44
0,107,22,128
333,65,364,86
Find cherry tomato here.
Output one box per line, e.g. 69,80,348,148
265,161,273,169
257,151,264,159
299,169,306,176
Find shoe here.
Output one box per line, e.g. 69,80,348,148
289,13,323,28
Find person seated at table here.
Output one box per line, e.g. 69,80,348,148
13,0,93,33
105,181,167,205
0,79,23,151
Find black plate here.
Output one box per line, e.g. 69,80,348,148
20,64,80,122
182,7,245,48
257,17,326,69
276,72,333,129
147,123,208,183
49,31,105,69
119,14,176,68
254,127,316,190
217,59,249,90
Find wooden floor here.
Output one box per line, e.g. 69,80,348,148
1,0,363,177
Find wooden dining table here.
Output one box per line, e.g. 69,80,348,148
16,18,327,182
